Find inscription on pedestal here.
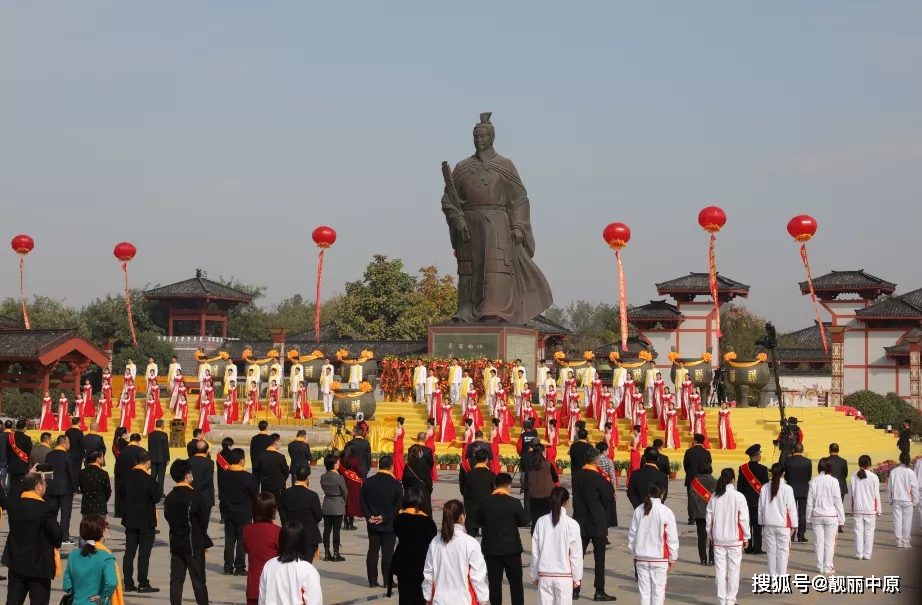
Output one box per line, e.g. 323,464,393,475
431,332,500,360
506,333,537,380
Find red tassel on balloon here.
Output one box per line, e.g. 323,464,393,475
698,207,727,339
311,226,337,344
603,223,631,352
11,235,34,329
799,245,827,353
615,250,628,351
787,216,827,353
114,242,138,348
20,258,31,329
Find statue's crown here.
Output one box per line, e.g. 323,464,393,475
479,112,492,124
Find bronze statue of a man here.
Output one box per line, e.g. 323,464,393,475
441,112,553,324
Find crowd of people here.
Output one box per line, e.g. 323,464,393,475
1,410,921,605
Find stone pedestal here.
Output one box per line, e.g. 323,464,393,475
428,323,538,380
827,326,848,407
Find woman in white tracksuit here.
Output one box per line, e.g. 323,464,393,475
422,499,490,605
628,483,679,605
706,468,750,605
888,451,920,548
757,463,797,578
530,487,584,605
849,454,881,560
806,457,845,574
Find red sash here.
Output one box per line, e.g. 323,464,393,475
216,453,229,470
740,463,763,493
691,478,712,502
113,444,120,458
340,469,363,485
8,433,28,463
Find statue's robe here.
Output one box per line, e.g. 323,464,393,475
442,149,553,324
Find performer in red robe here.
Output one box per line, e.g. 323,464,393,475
169,370,184,413
628,426,642,481
717,402,736,450
95,396,109,433
243,384,258,424
568,400,581,443
664,403,680,450
651,373,664,419
267,380,281,419
490,419,502,475
462,396,483,432
603,422,617,462
546,419,559,470
73,394,86,431
198,398,212,435
679,377,694,420
83,379,95,418
439,400,456,443
635,399,649,447
462,419,475,449
659,389,673,430
101,369,113,411
590,375,603,421
520,399,540,429
56,394,71,432
619,376,635,419
391,417,406,480
118,390,133,431
425,421,439,482
563,374,577,411
543,394,559,441
694,403,711,448
688,390,702,434
224,381,239,424
39,392,55,430
176,394,189,424
142,383,162,435
495,400,511,444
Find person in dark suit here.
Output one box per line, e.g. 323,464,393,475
402,443,434,517
121,451,161,593
82,421,107,468
390,485,439,605
350,427,373,478
464,430,493,463
826,442,848,533
783,443,812,542
5,419,33,497
189,439,216,530
186,428,206,459
65,419,85,468
568,428,592,471
460,448,496,538
279,466,323,557
652,438,671,476
683,434,713,524
111,427,129,517
115,433,146,520
258,434,289,503
287,430,312,486
249,421,272,481
215,437,234,487
0,472,63,605
45,435,79,544
218,448,258,575
360,455,403,588
571,447,616,602
148,419,170,497
29,432,52,467
164,460,212,605
475,472,529,605
738,444,769,555
897,419,912,457
628,447,670,508
79,451,111,517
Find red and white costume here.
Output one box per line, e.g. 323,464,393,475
101,373,113,410
596,391,612,429
568,401,581,443
664,407,680,450
176,396,189,424
169,372,185,413
119,387,135,431
224,388,239,424
680,379,693,420
688,394,702,433
439,401,456,443
604,426,617,461
694,406,711,448
563,377,577,409
83,383,95,417
464,387,478,416
39,395,55,430
142,384,163,435
293,383,311,421
198,396,212,435
462,397,483,432
658,393,673,430
463,426,475,449
636,402,649,447
521,401,540,428
95,396,108,433
621,377,635,419
199,385,217,417
544,397,559,440
651,379,664,419
267,384,281,419
718,407,736,450
56,395,71,432
496,401,511,444
243,385,258,424
74,395,86,430
589,377,603,420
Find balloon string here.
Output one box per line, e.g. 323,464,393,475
20,257,31,329
708,234,722,338
122,262,138,348
800,244,827,354
315,249,325,344
616,250,628,351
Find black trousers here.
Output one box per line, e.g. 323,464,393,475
581,536,607,592
795,497,808,540
366,531,396,585
323,514,342,550
152,462,167,497
124,528,155,587
483,553,524,605
224,520,248,572
748,506,762,552
6,571,52,605
170,551,209,605
686,486,696,522
695,519,714,562
113,476,123,518
607,498,618,528
9,473,25,498
47,492,75,541
529,497,551,534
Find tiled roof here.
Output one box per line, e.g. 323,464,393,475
291,315,572,342
884,327,922,356
655,273,750,294
627,300,684,320
0,315,21,329
289,323,342,342
593,335,656,358
525,314,573,336
0,329,84,358
799,270,896,295
221,339,428,360
856,288,922,318
144,274,253,303
774,348,830,363
782,322,832,349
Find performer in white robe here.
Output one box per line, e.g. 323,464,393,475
611,361,627,412
320,358,334,380
145,357,158,396
674,363,690,418
197,359,212,392
246,364,261,399
223,362,238,397
168,370,185,413
427,376,441,420
512,359,527,384
581,363,596,408
459,371,474,414
347,362,362,389
513,370,527,416
413,359,427,404
485,369,500,416
448,359,463,405
167,357,181,391
267,362,282,398
124,359,137,382
320,367,335,413
644,363,658,409
536,360,549,406
289,363,303,397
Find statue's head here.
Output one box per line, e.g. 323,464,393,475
473,112,494,152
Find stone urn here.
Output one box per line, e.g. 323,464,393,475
725,360,770,408
624,362,656,386
331,388,377,420
336,359,379,385
292,359,328,384
668,359,714,399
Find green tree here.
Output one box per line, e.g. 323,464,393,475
0,295,88,336
396,266,457,338
265,293,345,334
719,304,796,359
216,277,271,339
111,331,177,379
81,291,163,343
545,300,628,355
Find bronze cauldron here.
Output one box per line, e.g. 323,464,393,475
725,360,770,408
331,388,377,420
336,359,379,384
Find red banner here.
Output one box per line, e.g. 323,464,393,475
616,250,628,351
800,244,828,353
20,258,31,329
708,234,722,338
315,249,325,344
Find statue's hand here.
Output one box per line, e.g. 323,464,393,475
512,227,523,245
460,227,471,243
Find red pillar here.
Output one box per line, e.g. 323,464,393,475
221,314,228,338
168,306,174,337
827,326,848,407
200,309,206,336
41,366,51,396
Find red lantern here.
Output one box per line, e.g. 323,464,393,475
11,235,34,329
698,207,727,339
453,250,457,258
113,242,139,347
602,223,631,351
311,226,337,343
788,215,826,353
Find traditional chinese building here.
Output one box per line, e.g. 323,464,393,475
144,269,253,337
0,315,21,330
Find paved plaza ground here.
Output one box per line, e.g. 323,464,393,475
1,470,919,605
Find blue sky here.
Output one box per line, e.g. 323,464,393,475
2,2,920,330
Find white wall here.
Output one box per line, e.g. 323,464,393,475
759,374,830,407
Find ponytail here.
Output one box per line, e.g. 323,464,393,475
857,454,871,479
714,468,735,497
80,542,97,557
550,486,569,526
643,482,665,516
769,463,783,500
440,500,464,543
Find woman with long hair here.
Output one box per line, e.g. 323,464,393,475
628,483,678,605
422,500,489,605
663,402,680,450
689,461,716,566
530,487,583,605
340,442,365,530
243,493,282,605
706,468,750,605
758,463,798,578
258,521,322,605
628,425,642,481
391,486,439,605
111,426,129,517
807,458,845,574
425,418,439,482
546,419,559,471
490,417,502,475
717,402,736,450
850,454,881,560
390,417,407,481
887,451,918,549
403,444,434,516
526,443,560,532
62,516,120,605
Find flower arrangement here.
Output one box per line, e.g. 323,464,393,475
219,351,230,360
553,351,566,362
724,352,737,362
871,459,898,481
667,351,680,363
336,348,349,361
378,356,514,400
609,351,620,362
756,353,768,363
330,381,342,391
583,350,595,361
638,350,653,362
701,352,712,363
267,349,279,359
556,459,571,471
359,349,374,361
359,381,373,393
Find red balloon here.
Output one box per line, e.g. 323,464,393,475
312,226,337,249
602,222,631,250
787,215,817,243
698,206,727,233
11,234,34,256
113,242,137,262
